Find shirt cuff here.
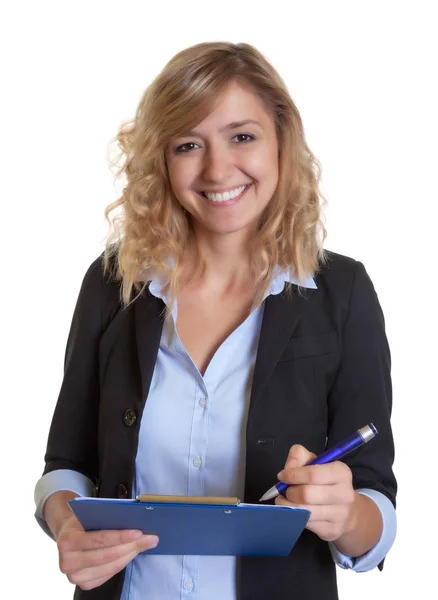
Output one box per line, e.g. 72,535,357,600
328,488,397,572
34,469,96,539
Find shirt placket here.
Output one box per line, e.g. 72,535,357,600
169,312,209,599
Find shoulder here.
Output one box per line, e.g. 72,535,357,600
314,249,370,292
317,249,357,279
80,252,119,296
75,252,123,330
314,249,383,320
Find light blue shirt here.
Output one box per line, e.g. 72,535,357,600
34,267,396,598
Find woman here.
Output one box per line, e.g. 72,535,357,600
34,42,397,599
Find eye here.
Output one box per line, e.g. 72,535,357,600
232,133,255,144
175,142,199,153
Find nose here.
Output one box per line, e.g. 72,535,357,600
201,145,233,183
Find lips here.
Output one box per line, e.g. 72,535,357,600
198,183,250,194
198,183,252,207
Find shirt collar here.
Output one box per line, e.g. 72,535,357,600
268,266,317,297
148,262,317,302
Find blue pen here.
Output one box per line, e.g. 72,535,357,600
259,423,378,501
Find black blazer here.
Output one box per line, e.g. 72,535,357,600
42,250,397,600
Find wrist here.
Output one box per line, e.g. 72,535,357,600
333,493,382,557
43,490,80,540
343,491,361,535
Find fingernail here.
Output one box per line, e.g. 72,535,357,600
277,470,284,479
129,530,143,540
144,535,159,548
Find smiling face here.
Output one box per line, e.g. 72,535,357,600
165,81,279,240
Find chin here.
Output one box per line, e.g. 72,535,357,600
205,217,260,237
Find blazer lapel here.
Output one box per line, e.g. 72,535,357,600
249,286,311,415
134,289,165,403
133,283,312,412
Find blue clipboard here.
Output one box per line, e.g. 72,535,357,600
69,496,310,557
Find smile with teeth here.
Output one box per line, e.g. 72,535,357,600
202,184,251,203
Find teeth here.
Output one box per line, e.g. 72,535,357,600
204,185,247,202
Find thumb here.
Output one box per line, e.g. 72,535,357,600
57,513,84,540
284,444,316,469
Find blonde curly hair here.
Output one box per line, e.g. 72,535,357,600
104,41,326,310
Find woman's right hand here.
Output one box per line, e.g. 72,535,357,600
56,513,158,591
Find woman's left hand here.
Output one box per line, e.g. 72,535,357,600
275,444,358,543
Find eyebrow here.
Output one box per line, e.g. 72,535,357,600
179,119,264,138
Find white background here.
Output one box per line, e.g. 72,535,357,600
1,1,437,598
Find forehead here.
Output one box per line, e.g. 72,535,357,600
193,81,274,133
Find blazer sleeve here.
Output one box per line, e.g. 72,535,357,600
42,256,120,485
326,261,397,521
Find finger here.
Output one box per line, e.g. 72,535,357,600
67,534,159,590
284,444,317,469
68,548,140,589
285,503,351,524
275,495,299,508
275,496,353,527
75,573,112,592
304,520,345,542
278,461,352,486
285,482,355,506
60,535,159,574
275,495,318,518
58,528,148,553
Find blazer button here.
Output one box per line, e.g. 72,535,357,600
123,408,137,427
117,483,128,499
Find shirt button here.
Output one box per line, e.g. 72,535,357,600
199,398,207,408
184,580,194,591
193,457,202,468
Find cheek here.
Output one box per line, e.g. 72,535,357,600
167,163,195,198
244,148,278,185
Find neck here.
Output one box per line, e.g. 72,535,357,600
182,226,254,293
